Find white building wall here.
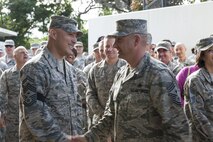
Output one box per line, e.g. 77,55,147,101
88,1,213,56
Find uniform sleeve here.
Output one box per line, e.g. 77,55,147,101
184,77,213,141
86,67,104,115
150,69,189,142
84,87,114,142
19,64,69,142
0,71,8,115
76,68,87,101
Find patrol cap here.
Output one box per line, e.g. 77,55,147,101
108,19,147,37
74,41,83,47
4,39,15,46
31,43,40,49
49,15,82,37
195,37,213,52
155,41,172,52
93,42,99,51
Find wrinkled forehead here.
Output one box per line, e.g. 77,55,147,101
16,48,28,53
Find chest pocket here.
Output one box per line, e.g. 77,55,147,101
117,81,150,119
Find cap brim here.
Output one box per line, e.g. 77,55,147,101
107,31,130,37
63,27,83,37
155,46,169,52
93,47,99,51
108,31,148,37
199,43,213,51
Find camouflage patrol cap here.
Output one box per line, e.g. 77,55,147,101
195,37,213,52
5,39,15,46
93,42,99,51
155,41,172,52
49,15,82,37
108,19,147,37
31,43,40,49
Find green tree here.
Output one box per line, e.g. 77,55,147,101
0,0,75,48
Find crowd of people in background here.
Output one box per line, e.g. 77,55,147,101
0,15,212,142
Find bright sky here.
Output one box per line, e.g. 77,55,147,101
30,0,100,38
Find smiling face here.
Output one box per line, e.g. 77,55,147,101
5,45,15,57
103,37,118,60
113,34,135,60
156,48,172,65
49,28,78,58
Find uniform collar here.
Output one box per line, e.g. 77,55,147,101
201,68,213,84
43,47,65,73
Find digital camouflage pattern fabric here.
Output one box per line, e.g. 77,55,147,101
184,68,213,142
84,53,190,142
86,59,126,126
19,47,84,142
0,66,21,141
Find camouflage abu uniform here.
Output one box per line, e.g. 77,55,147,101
0,66,21,141
19,47,84,141
184,37,213,142
86,59,126,125
0,55,15,69
184,68,213,142
84,53,189,142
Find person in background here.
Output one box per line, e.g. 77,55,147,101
0,46,28,142
74,41,87,70
173,42,194,75
71,19,189,142
155,41,177,71
65,48,78,65
19,15,84,141
98,40,106,60
66,47,88,132
30,43,41,57
83,42,102,77
0,39,15,68
176,46,199,107
162,39,176,58
83,41,103,132
184,37,213,142
86,36,126,141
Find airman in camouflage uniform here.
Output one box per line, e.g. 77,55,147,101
155,41,177,71
0,46,28,142
184,37,213,142
86,36,126,142
172,43,194,75
73,42,87,70
71,19,189,142
86,36,126,126
19,15,84,141
0,39,16,68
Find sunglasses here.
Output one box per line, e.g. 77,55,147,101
5,45,14,48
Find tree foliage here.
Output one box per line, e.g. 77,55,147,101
0,0,209,50
0,0,90,49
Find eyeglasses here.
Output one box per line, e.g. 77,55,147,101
5,45,14,48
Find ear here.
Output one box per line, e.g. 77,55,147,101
49,29,57,40
134,34,140,47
